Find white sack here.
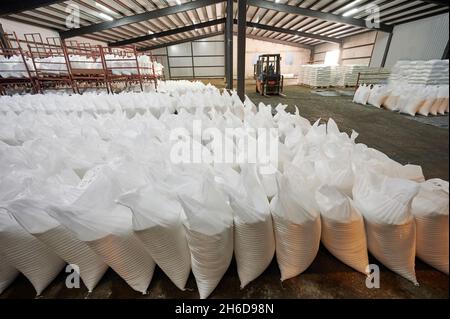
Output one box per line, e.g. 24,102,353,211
117,184,191,291
270,165,321,281
7,198,108,292
0,257,18,295
412,179,449,274
0,209,65,295
353,171,420,284
179,176,233,299
315,185,369,274
220,165,275,288
48,166,155,294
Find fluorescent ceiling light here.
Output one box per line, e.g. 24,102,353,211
176,0,182,5
340,0,363,11
148,30,154,34
343,8,359,17
98,12,114,21
95,3,115,14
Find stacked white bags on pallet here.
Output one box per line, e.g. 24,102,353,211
298,65,331,87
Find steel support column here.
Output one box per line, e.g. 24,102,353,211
237,0,246,101
225,0,234,90
381,32,393,67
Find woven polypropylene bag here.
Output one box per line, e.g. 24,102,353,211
179,176,234,299
0,210,65,295
365,220,418,284
272,214,321,281
219,165,275,289
234,215,275,288
321,217,369,274
134,224,191,290
0,257,18,295
36,226,109,292
415,215,448,274
7,199,108,293
412,179,449,274
117,185,191,291
315,186,369,274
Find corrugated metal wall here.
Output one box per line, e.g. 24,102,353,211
376,13,449,68
151,34,225,79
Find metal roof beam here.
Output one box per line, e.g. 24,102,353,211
245,20,342,44
59,0,225,39
110,18,227,46
0,0,66,16
247,0,394,33
138,31,224,51
111,17,337,47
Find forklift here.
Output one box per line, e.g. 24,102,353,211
254,54,285,97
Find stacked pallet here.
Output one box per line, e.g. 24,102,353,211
389,60,449,86
298,65,332,88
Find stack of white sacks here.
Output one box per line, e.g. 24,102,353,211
298,65,332,87
0,84,448,298
335,65,390,87
0,54,164,78
353,60,449,116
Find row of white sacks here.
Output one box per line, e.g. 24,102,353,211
389,60,449,86
0,54,164,78
0,90,448,299
0,86,233,117
353,83,449,116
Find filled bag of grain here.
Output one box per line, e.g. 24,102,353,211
270,164,321,281
178,175,233,299
0,257,18,295
219,164,275,288
368,85,391,108
0,209,65,295
353,170,420,284
48,166,155,294
116,184,191,291
412,179,449,274
315,185,369,274
7,198,108,292
417,86,438,116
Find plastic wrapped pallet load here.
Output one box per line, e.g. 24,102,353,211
217,165,275,289
48,166,156,294
178,176,234,299
0,209,66,295
353,170,420,284
315,185,369,274
116,183,191,291
270,164,321,281
412,179,449,274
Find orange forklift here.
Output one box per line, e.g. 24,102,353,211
254,54,285,97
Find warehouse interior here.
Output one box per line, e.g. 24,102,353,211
0,0,449,300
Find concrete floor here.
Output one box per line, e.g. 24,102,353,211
1,83,448,299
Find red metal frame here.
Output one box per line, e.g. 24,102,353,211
25,33,75,94
1,32,165,95
64,41,109,94
0,32,37,95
